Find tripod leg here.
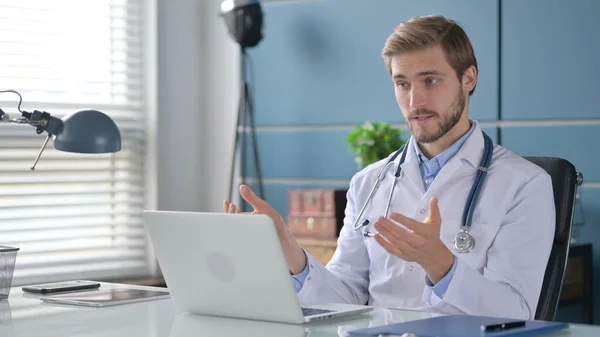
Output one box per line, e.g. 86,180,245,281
239,83,247,211
245,81,264,200
238,50,250,211
228,81,246,204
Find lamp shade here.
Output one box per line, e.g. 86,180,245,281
53,110,121,154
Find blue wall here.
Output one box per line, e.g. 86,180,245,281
241,0,600,324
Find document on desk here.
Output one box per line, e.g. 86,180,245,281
346,314,569,337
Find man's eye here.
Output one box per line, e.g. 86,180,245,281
396,82,409,88
426,78,439,85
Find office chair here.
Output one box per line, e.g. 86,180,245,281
524,157,583,321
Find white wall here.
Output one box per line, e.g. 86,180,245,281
201,0,242,211
157,0,239,212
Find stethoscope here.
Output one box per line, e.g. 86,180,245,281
352,131,493,254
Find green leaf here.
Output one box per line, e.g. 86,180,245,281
345,121,406,169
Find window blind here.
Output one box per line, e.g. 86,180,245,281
0,0,153,286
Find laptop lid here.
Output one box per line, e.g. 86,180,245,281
142,211,307,324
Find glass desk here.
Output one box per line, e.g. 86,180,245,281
0,282,598,336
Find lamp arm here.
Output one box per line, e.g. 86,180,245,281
0,109,63,170
1,117,47,126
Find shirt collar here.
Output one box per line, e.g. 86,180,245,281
412,120,476,167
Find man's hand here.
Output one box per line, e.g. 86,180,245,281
224,184,307,274
373,197,454,284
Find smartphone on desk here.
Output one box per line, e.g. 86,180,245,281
22,280,101,294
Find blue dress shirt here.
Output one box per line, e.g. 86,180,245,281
292,263,310,292
414,121,475,298
292,121,476,296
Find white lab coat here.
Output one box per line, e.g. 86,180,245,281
296,122,555,320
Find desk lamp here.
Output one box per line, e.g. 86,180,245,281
0,90,121,170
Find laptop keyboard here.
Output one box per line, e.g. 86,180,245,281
301,307,334,316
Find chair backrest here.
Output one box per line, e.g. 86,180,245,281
524,157,582,321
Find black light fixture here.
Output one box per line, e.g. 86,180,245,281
220,0,265,208
220,0,264,50
0,90,121,170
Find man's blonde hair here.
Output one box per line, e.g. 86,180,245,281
382,15,478,96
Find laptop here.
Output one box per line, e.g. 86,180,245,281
168,313,307,337
142,210,373,324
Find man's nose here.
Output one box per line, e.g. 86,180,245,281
409,88,427,109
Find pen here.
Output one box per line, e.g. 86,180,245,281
481,320,526,332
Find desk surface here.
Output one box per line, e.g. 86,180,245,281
0,282,598,337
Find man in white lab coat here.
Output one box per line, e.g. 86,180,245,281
224,15,555,320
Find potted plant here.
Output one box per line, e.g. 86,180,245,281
346,121,406,169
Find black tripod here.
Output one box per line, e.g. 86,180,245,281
228,49,264,211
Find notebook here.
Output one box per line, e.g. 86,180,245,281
346,314,569,337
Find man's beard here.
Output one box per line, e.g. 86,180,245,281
408,87,466,144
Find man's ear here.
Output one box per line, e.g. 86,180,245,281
461,65,477,95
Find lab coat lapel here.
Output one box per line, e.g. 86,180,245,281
425,153,463,195
398,139,425,194
427,123,486,195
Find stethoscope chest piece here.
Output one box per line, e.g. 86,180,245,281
454,227,475,253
